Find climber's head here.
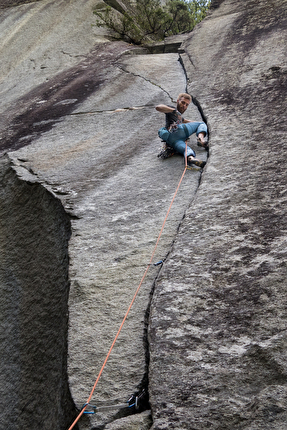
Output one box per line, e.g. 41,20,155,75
177,93,192,114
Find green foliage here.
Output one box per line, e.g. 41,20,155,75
94,0,211,45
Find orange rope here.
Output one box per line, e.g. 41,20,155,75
67,165,188,430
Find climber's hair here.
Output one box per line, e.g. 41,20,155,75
178,93,192,102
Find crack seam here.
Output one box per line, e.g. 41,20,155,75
116,63,176,103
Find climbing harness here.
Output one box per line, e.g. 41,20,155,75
67,141,195,430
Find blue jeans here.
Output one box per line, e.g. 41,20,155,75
159,122,208,158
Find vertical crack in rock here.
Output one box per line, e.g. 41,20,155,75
0,41,208,429
118,49,209,128
179,52,209,126
179,49,196,73
0,156,77,430
111,48,209,429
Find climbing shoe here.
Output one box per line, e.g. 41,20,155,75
157,143,176,159
197,138,209,149
187,158,206,168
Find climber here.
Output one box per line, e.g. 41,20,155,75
156,93,208,168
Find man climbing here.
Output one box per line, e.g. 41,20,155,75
156,93,208,168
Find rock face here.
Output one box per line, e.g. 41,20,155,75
0,1,204,429
0,155,75,429
0,0,286,429
149,0,287,429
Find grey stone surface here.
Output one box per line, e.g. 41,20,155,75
0,1,206,429
105,410,152,430
0,0,108,114
149,0,287,429
0,155,75,429
1,0,286,429
8,47,205,428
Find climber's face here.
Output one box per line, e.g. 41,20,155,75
177,96,191,114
